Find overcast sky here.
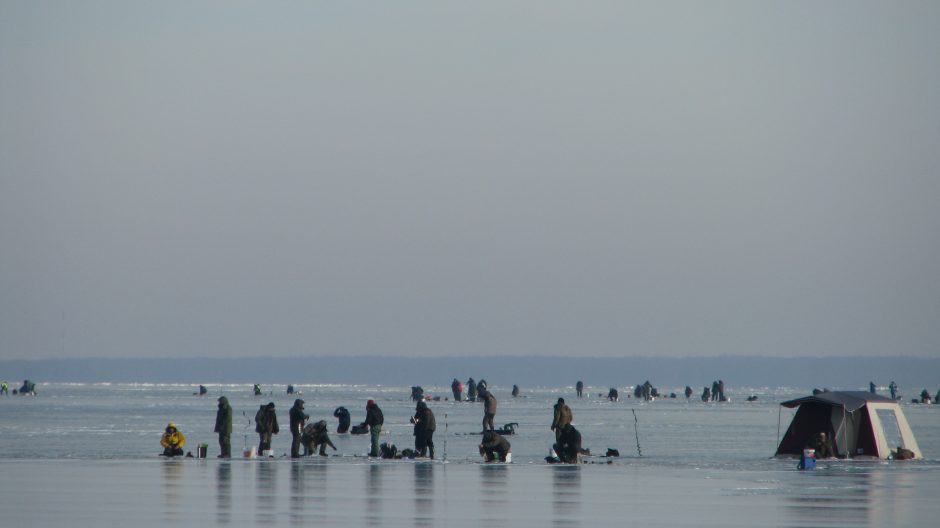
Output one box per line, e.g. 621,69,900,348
1,1,938,360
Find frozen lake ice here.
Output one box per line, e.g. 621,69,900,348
1,383,938,526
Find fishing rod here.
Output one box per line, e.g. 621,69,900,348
632,409,642,457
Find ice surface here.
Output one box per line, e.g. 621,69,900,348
1,383,938,526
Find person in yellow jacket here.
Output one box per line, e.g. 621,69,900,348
160,422,186,457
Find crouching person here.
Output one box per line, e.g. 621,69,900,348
160,422,186,457
553,424,586,463
302,420,337,456
479,430,511,463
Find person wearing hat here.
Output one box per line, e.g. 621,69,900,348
160,422,186,457
289,399,309,458
214,396,233,458
255,402,279,455
411,401,436,459
365,399,384,457
301,420,337,456
551,397,572,443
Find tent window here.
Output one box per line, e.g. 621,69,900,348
876,409,903,449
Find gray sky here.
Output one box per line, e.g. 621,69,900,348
2,1,939,360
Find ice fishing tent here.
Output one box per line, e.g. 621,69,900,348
775,391,921,459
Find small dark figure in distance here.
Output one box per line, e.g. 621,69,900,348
479,430,511,462
684,386,693,399
198,385,208,396
467,378,477,402
512,384,520,397
576,380,584,398
253,384,262,396
607,388,618,402
333,406,351,434
869,381,877,394
287,384,294,395
702,387,711,402
160,422,186,457
451,378,463,401
889,381,898,400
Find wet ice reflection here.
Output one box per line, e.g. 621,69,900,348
552,466,581,528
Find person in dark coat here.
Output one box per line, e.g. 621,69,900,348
553,424,585,463
333,406,351,433
255,402,279,454
365,400,384,457
576,380,583,398
214,396,233,458
467,378,477,402
302,420,337,456
702,387,711,402
869,381,877,394
477,379,487,396
684,386,693,399
289,399,309,458
479,430,511,462
411,401,436,458
711,381,719,402
889,381,898,400
717,380,726,401
607,388,618,401
198,385,208,395
512,384,520,397
481,390,497,431
451,378,462,401
551,398,572,442
920,389,931,404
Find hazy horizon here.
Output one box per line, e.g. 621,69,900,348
3,2,939,361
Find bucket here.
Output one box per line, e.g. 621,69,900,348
244,446,257,459
196,443,208,459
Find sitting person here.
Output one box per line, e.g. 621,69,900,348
301,420,337,456
333,406,351,434
809,431,835,459
160,422,186,457
553,423,586,463
479,430,511,462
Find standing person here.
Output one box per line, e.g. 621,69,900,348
289,399,309,458
684,386,693,399
0,381,8,395
160,422,186,457
412,400,436,459
512,385,520,397
889,381,898,400
702,387,711,402
481,389,497,431
467,378,477,402
214,396,232,458
869,381,877,394
451,378,462,401
711,381,719,402
365,400,384,457
551,398,572,443
576,380,583,398
717,380,726,402
255,402,279,455
479,430,511,462
333,406,351,433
